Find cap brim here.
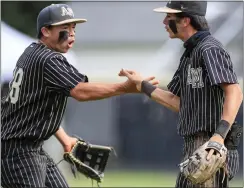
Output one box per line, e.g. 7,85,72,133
51,18,87,26
153,6,182,13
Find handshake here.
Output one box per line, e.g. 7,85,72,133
118,69,159,96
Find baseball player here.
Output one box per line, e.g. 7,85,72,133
119,1,243,187
1,4,158,188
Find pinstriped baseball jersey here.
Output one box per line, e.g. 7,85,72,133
1,42,88,141
167,31,238,136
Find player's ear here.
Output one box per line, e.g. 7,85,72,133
183,17,191,27
41,26,51,38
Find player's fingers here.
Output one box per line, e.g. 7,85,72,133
118,69,125,76
149,80,159,86
144,76,156,81
216,153,220,158
118,69,129,76
118,69,133,79
119,69,135,76
123,70,135,74
206,149,215,161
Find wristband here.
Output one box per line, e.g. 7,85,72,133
215,120,231,139
141,81,156,97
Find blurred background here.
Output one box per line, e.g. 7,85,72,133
1,1,243,187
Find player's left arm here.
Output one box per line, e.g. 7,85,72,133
203,47,243,146
220,83,243,126
55,126,78,152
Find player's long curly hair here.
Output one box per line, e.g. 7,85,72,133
175,12,210,31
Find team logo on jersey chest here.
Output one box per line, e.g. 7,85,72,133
186,64,204,88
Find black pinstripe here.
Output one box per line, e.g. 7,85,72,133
1,42,88,187
167,31,240,187
2,43,88,141
1,140,69,188
167,33,238,136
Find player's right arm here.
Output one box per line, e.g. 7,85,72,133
70,82,127,101
119,69,180,112
44,54,158,101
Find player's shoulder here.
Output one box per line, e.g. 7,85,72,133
36,47,68,65
197,35,227,53
25,42,68,61
44,50,72,69
45,50,65,60
24,42,47,54
50,52,67,61
47,52,69,65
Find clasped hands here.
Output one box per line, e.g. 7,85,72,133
118,69,159,93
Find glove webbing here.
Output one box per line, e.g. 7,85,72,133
71,136,116,174
86,148,111,172
67,155,102,188
65,151,104,180
74,141,113,174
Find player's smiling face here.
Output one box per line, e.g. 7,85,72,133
42,23,76,53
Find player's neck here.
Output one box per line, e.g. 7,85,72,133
180,29,198,42
38,39,55,51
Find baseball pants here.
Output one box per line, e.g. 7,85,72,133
175,132,239,188
1,139,69,188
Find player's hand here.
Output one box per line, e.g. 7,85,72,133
119,69,159,92
206,134,224,161
62,136,78,152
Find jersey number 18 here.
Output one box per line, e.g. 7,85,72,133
6,68,24,104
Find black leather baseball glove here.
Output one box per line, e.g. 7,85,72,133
63,137,115,183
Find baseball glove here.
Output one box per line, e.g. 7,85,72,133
63,137,115,183
179,140,227,185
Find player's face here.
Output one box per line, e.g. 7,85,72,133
163,13,185,39
48,23,76,53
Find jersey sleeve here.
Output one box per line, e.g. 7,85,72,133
44,54,88,96
202,48,238,86
167,70,181,97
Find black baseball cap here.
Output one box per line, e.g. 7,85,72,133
153,1,207,16
37,4,87,34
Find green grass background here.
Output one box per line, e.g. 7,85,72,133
67,170,243,187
